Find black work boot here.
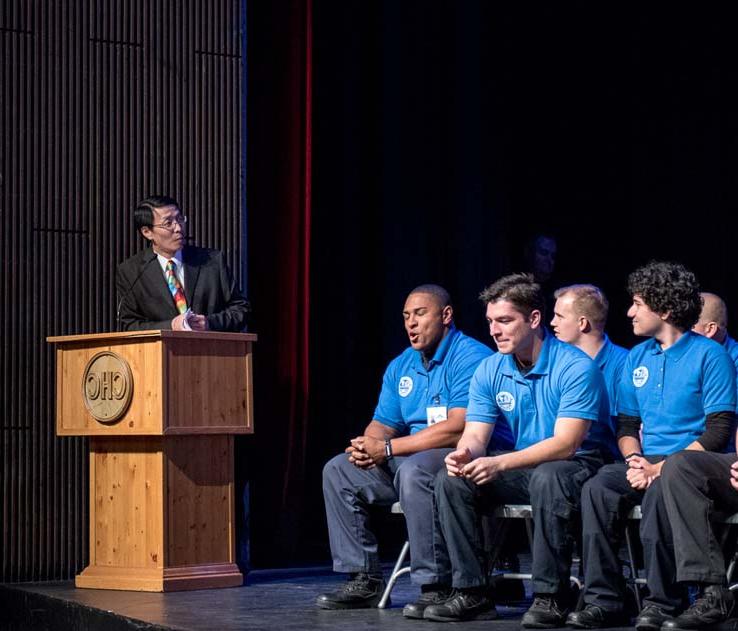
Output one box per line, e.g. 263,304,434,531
634,604,673,631
662,585,735,630
315,573,386,609
423,588,498,622
521,593,569,628
566,604,627,629
402,584,453,619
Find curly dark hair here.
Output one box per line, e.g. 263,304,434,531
627,261,702,331
479,272,545,320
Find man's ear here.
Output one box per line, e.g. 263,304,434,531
578,316,591,333
442,305,454,326
140,226,154,242
528,309,542,329
704,321,719,339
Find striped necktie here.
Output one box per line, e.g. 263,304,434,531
165,259,188,314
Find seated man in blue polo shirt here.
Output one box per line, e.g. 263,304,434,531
693,292,738,454
551,283,629,430
567,262,736,631
424,273,614,625
317,284,507,611
647,292,738,630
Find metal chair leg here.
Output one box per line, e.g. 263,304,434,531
378,540,411,609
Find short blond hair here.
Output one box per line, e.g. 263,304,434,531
554,284,609,330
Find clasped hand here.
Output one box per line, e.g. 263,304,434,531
445,448,502,485
730,461,738,491
345,435,385,469
172,312,209,331
625,455,660,490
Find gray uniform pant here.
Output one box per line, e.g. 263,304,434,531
661,450,738,585
435,452,603,594
322,448,451,585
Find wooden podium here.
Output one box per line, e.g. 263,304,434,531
47,330,256,592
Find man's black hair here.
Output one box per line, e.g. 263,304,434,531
627,261,702,331
479,273,545,320
134,195,181,233
409,284,452,309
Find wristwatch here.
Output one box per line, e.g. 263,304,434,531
384,438,394,460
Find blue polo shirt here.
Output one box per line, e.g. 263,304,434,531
374,326,513,447
466,330,613,453
595,335,629,419
724,335,738,406
618,331,737,455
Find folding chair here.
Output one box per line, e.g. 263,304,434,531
380,501,591,610
623,504,647,611
487,504,583,592
378,502,410,609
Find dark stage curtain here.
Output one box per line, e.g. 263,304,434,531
245,0,313,566
246,1,738,569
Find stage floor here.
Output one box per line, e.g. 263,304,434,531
2,566,732,631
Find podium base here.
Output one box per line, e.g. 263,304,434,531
75,562,243,592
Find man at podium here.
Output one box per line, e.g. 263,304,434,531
116,195,250,332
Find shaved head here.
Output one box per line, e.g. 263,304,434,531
693,292,729,342
699,292,728,329
408,284,452,310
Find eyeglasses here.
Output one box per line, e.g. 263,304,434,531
151,215,188,230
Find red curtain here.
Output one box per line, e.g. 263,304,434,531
245,0,313,563
279,0,312,507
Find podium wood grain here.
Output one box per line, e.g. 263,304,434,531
48,331,256,591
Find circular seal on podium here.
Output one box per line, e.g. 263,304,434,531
81,351,134,423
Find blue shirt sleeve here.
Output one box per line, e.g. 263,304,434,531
447,345,492,409
557,356,605,422
617,355,640,417
702,346,737,415
373,361,407,433
607,350,628,418
465,359,500,424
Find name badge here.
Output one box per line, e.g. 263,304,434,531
427,406,448,425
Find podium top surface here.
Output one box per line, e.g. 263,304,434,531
47,330,258,344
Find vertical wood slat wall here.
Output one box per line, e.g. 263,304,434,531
0,0,245,582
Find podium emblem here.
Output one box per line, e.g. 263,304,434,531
82,351,134,423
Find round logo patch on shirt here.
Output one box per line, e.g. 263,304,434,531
398,376,414,397
496,391,516,412
632,366,649,388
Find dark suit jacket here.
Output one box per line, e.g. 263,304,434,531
116,245,250,332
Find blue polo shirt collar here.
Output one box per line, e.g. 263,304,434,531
647,330,694,362
499,328,551,378
528,328,553,377
594,335,612,370
417,324,458,370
